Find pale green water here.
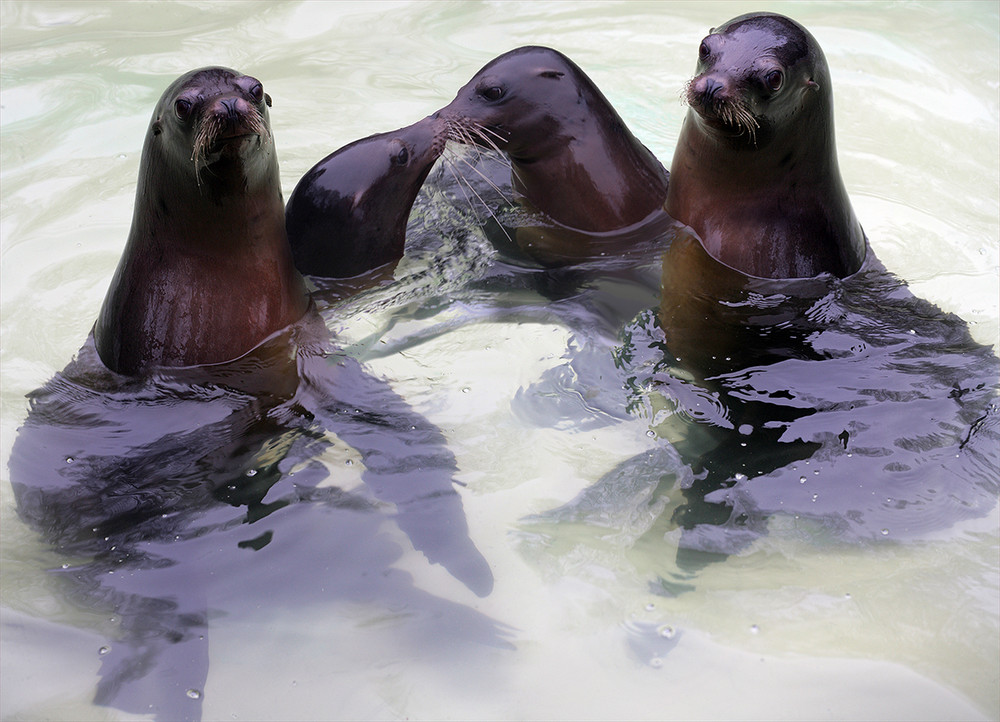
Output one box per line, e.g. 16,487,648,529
2,1,998,720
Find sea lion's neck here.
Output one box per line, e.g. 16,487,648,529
512,100,668,233
667,105,865,279
95,145,309,376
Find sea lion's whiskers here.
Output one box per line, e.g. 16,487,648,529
441,150,515,245
191,105,270,185
452,150,515,204
467,122,507,153
445,118,511,170
683,76,759,146
721,103,759,146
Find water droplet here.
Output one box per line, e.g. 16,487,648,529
844,593,852,599
650,657,663,668
734,473,747,481
799,476,807,484
99,646,110,656
186,689,202,700
646,430,656,438
657,625,676,639
644,603,656,612
65,456,75,464
245,468,257,477
461,387,470,394
749,624,759,634
345,459,353,466
813,469,820,475
880,528,889,536
811,493,819,502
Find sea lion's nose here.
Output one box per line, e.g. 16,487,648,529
220,97,241,125
700,78,722,101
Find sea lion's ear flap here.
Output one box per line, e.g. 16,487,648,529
264,93,272,108
152,119,162,137
806,79,820,92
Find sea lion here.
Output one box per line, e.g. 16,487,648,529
436,45,669,262
94,67,310,376
665,12,866,279
285,115,449,279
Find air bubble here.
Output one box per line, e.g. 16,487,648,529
749,624,759,634
186,689,202,700
880,528,889,536
657,625,676,639
245,469,257,477
799,476,807,484
99,646,110,656
644,603,656,612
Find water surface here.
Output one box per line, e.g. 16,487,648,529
2,2,998,720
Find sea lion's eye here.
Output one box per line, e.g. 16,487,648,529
248,83,265,104
392,146,409,166
174,98,193,119
699,41,710,60
765,70,784,92
480,85,505,102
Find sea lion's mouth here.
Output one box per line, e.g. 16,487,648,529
444,116,510,153
689,98,760,145
207,133,259,155
191,107,270,179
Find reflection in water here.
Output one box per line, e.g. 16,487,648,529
522,225,999,591
9,311,504,721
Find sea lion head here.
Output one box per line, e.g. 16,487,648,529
438,46,599,163
148,67,275,192
285,114,449,279
684,12,828,148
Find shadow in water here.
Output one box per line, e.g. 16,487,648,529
521,226,999,589
8,312,505,721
